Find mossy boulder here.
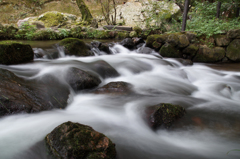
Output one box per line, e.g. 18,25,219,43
178,34,189,48
186,31,197,43
145,103,186,129
166,34,179,46
0,41,34,65
159,43,181,58
214,35,230,46
65,67,101,92
227,29,240,39
133,26,142,35
146,34,161,48
93,81,133,95
45,121,116,159
33,29,59,40
115,31,129,39
182,44,199,59
193,46,225,63
38,11,65,27
59,38,94,57
129,31,138,38
0,69,69,116
226,39,240,61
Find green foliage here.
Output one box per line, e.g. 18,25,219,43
58,28,70,38
187,1,240,38
15,22,37,40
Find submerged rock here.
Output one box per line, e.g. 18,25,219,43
0,41,34,65
0,69,69,116
93,81,133,95
65,67,101,92
59,38,94,57
45,121,116,159
145,103,186,129
226,39,240,62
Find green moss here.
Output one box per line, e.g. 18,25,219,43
94,30,110,39
33,29,59,40
115,31,129,39
38,11,65,27
146,34,161,47
159,43,181,58
133,26,142,34
129,31,138,38
226,39,240,61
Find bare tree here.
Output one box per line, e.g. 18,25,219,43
182,0,190,31
216,1,221,18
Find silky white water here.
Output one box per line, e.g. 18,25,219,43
0,44,240,159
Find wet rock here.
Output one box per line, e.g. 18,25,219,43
65,67,101,92
227,29,240,39
159,43,182,58
226,39,240,62
93,81,133,95
91,41,112,54
132,37,145,46
45,121,116,159
0,41,34,65
145,103,186,129
0,69,69,116
214,35,230,47
193,46,225,63
59,38,94,57
119,38,135,50
89,60,120,79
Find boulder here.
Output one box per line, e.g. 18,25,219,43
132,37,145,46
91,41,112,54
193,46,225,63
182,44,199,59
226,39,240,62
0,41,34,65
33,29,59,40
89,60,120,79
145,103,186,129
0,69,69,116
227,29,240,39
65,67,101,92
129,31,138,38
185,31,197,43
59,38,94,57
159,43,182,58
45,121,116,159
178,34,189,48
93,81,133,95
214,35,230,47
166,34,179,47
119,38,135,50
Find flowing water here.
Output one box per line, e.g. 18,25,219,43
0,42,240,159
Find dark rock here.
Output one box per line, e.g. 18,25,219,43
226,39,240,62
0,41,34,65
0,69,69,116
89,60,120,79
214,35,230,46
59,38,94,57
132,37,145,46
227,29,240,39
91,41,112,54
119,38,135,50
193,46,225,63
93,81,133,95
65,67,101,92
45,121,116,159
145,103,186,129
159,43,182,58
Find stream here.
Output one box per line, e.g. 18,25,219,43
0,41,240,159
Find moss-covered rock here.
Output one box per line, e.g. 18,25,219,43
33,29,59,40
159,43,181,58
178,34,189,48
193,46,225,63
146,34,161,48
182,44,199,59
115,31,129,39
227,29,240,39
129,31,138,38
145,103,186,129
166,34,179,46
133,26,142,35
93,81,133,95
38,11,65,27
214,35,230,46
226,39,240,61
186,31,197,43
0,41,33,65
45,121,116,159
0,25,18,40
59,38,94,57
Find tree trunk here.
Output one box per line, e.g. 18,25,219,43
236,7,240,17
76,0,93,23
182,0,189,31
216,1,221,18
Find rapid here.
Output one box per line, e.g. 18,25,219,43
0,42,240,159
